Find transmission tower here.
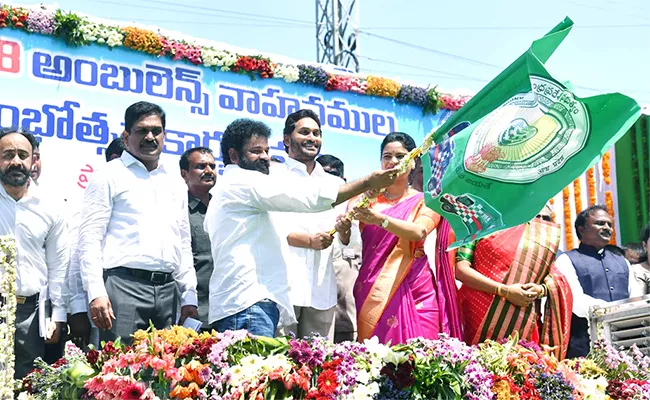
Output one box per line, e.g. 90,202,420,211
315,0,359,72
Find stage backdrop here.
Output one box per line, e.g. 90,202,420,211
0,29,451,212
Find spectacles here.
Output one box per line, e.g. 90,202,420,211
536,215,553,222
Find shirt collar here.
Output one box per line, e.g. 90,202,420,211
188,193,210,211
284,157,329,177
578,242,606,257
121,151,166,173
0,181,33,202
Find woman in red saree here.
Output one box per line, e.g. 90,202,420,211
455,205,573,359
341,132,462,344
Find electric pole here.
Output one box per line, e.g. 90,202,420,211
315,0,360,72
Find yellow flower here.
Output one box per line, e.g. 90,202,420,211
366,76,401,98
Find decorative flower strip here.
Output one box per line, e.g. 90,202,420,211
606,191,617,245
0,3,468,113
587,167,597,206
0,236,17,400
602,152,612,185
573,178,583,216
16,330,650,400
563,187,574,250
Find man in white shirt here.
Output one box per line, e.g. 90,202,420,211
205,118,398,337
78,101,198,346
0,128,68,378
555,205,634,358
272,110,349,339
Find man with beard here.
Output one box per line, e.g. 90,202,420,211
179,147,216,330
78,101,198,346
204,118,399,337
556,205,634,358
0,128,68,378
271,110,349,339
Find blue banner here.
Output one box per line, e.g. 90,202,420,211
0,29,450,210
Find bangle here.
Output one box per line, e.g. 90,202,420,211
496,285,503,297
503,286,510,298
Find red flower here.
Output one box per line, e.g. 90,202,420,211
86,349,100,364
122,382,145,400
317,369,338,395
322,358,342,370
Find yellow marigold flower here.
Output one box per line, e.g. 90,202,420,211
123,27,163,55
366,76,401,98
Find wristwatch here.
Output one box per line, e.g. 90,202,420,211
380,217,389,229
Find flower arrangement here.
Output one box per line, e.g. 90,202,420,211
160,37,202,64
602,152,612,185
366,76,401,98
232,55,274,80
605,191,617,244
122,26,163,55
17,327,650,400
0,236,18,400
78,21,123,47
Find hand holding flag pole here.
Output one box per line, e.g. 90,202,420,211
327,129,438,236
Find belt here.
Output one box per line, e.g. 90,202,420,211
16,293,39,305
109,267,174,285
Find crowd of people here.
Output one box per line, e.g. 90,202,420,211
2,100,650,379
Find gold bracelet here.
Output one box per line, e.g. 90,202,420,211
496,285,503,297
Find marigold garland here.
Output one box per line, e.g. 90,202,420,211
587,167,597,206
122,26,163,55
602,152,612,185
365,76,401,98
605,191,617,244
563,187,574,250
573,178,583,214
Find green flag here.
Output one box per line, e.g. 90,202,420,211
422,17,640,248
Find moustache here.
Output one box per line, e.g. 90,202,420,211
201,173,216,181
140,141,158,149
6,165,28,175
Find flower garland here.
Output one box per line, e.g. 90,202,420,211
563,187,574,250
0,3,469,114
0,236,18,399
573,178,583,215
602,152,612,185
605,191,617,245
587,167,597,206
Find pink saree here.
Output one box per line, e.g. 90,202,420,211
353,193,462,344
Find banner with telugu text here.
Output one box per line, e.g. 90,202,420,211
0,29,450,214
422,17,640,248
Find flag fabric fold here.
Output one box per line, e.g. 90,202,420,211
422,17,641,248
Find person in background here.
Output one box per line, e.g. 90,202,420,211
272,110,344,339
623,242,646,265
78,101,198,346
30,140,41,183
345,132,461,345
455,204,573,359
0,128,68,378
179,147,217,330
316,154,360,342
629,227,650,297
204,118,398,337
556,205,634,358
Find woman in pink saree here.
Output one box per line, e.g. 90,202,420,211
341,132,462,344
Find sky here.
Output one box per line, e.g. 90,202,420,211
48,0,650,104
